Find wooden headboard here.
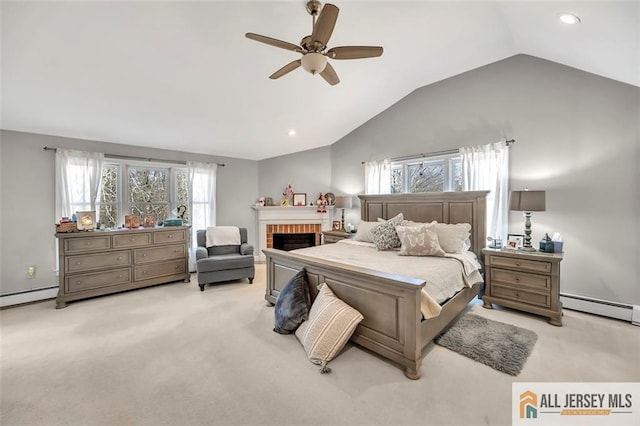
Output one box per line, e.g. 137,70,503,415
358,191,489,258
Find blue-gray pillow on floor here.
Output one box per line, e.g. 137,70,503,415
273,268,311,334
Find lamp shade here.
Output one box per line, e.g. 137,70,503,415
334,196,352,209
509,190,546,212
300,52,327,74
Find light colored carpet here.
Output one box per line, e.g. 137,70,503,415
1,263,639,426
435,313,537,376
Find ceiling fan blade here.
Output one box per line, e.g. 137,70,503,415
269,60,302,79
319,62,340,86
245,33,301,52
326,46,383,60
311,4,339,47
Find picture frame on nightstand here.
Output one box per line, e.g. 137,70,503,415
507,234,524,249
332,220,341,230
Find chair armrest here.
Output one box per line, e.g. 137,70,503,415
240,243,254,256
195,246,209,260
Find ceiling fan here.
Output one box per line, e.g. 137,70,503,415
245,0,383,86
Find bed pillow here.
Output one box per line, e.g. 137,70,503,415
273,268,311,334
353,221,378,243
370,213,405,251
395,224,446,257
295,283,364,373
434,222,472,253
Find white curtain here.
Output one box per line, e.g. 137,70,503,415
364,159,391,194
55,149,104,220
187,161,218,271
460,141,510,242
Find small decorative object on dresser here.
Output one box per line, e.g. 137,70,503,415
76,211,96,231
482,248,564,326
507,234,524,249
124,214,140,229
324,192,335,206
332,220,341,231
143,215,156,228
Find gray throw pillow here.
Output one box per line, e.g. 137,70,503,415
273,268,311,334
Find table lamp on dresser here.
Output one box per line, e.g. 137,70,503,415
509,189,546,251
334,196,352,232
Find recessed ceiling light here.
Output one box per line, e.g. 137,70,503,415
288,129,296,136
559,13,581,25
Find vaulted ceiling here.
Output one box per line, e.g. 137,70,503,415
2,1,638,160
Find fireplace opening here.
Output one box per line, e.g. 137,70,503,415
273,233,316,251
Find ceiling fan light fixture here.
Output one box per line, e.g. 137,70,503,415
301,52,327,75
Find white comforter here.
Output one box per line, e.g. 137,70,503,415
292,240,483,319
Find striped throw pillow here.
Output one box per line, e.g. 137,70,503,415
295,283,364,373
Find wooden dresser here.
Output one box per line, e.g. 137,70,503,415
482,248,563,326
56,226,190,308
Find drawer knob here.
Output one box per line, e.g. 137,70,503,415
142,271,147,275
515,276,520,281
118,274,122,278
143,253,147,257
76,261,81,265
175,265,179,269
516,292,520,298
76,280,81,284
515,262,521,267
117,256,123,261
168,234,173,238
86,242,91,246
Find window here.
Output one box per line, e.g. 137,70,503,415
390,153,462,193
98,160,187,228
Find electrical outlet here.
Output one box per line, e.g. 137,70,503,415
27,266,36,279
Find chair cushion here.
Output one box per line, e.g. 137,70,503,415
197,254,254,273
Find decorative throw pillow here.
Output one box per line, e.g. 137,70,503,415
353,221,378,243
370,213,405,251
395,224,446,257
295,283,364,374
273,268,311,334
434,222,472,253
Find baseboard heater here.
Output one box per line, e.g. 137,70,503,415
560,292,639,326
1,286,58,308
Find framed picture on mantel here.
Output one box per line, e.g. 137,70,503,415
293,193,307,206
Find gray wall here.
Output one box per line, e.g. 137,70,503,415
0,130,258,295
311,55,640,307
257,146,332,205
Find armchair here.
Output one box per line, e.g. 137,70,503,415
195,228,255,291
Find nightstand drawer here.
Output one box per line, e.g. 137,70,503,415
490,269,551,291
492,284,550,308
488,255,552,274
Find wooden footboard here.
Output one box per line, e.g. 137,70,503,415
264,248,480,379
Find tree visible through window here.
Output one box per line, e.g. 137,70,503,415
98,160,187,228
391,154,462,193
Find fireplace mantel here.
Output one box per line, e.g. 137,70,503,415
253,206,334,261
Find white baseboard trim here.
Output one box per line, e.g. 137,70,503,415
560,293,636,325
1,286,58,308
632,305,640,326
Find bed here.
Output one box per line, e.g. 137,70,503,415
263,191,488,379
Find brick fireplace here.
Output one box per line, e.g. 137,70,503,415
254,206,334,261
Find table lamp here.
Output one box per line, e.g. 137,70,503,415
334,196,352,232
509,189,546,251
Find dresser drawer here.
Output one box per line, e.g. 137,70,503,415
134,259,186,281
154,229,186,244
65,268,131,293
490,268,550,291
488,255,552,274
134,244,186,264
492,284,550,308
65,251,131,273
112,233,152,248
63,235,111,254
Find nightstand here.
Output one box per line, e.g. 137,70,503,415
482,248,564,326
322,230,352,244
